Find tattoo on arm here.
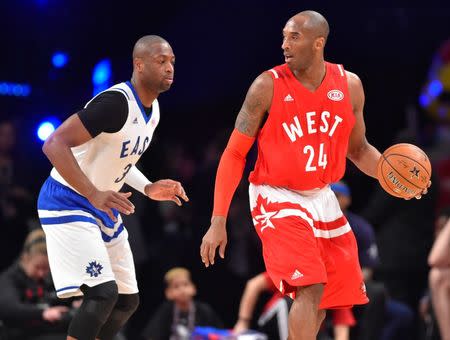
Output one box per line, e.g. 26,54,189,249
235,108,261,136
234,73,273,137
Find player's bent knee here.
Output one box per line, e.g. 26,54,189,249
295,283,324,305
82,281,119,312
68,281,119,339
116,293,139,314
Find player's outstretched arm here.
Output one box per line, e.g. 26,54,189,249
144,179,189,206
200,72,273,267
346,71,430,198
43,114,134,221
345,71,381,179
124,165,189,206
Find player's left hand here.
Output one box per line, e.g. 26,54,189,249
200,216,227,267
406,180,431,200
144,179,189,206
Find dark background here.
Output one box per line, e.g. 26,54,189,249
0,1,449,338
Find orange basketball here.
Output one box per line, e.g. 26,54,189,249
376,143,431,199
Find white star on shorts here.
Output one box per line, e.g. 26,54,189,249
255,205,278,232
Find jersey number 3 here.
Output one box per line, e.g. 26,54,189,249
115,163,132,183
304,143,327,172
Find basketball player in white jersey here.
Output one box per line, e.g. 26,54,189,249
37,35,189,340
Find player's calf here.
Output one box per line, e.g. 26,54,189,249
288,283,324,340
68,281,119,340
97,293,140,340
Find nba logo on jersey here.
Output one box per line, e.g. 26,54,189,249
327,90,344,101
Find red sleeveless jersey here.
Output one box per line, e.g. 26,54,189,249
249,62,355,190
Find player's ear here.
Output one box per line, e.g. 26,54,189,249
314,37,325,50
133,57,144,72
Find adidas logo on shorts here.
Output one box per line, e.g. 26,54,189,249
291,269,304,280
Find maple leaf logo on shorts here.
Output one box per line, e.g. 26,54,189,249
86,261,103,277
252,195,281,232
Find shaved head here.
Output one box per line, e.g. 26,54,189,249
132,35,169,59
290,10,329,42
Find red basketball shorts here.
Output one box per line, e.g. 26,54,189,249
249,184,368,309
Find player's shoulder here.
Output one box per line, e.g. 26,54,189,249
85,88,129,114
265,63,291,80
247,71,273,96
94,89,128,103
344,70,362,86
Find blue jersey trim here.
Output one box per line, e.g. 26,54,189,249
56,285,79,293
40,215,98,226
125,80,152,123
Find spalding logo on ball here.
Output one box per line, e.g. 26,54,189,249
377,143,431,199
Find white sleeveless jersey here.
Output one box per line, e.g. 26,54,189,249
51,81,160,193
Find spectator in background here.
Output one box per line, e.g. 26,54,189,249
428,210,450,340
418,207,450,340
0,118,33,270
0,229,75,340
331,181,414,340
233,271,355,340
141,267,223,340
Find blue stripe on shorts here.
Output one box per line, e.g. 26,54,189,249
38,176,124,241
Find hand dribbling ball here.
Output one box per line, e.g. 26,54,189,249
376,143,431,199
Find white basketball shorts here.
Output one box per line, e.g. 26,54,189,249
37,176,138,298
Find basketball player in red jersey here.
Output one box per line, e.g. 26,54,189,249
200,10,429,340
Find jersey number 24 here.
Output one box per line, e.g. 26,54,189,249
304,143,327,172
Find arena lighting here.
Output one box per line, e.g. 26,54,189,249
37,118,61,141
92,59,112,95
0,82,31,97
427,79,443,97
52,52,69,68
419,94,431,108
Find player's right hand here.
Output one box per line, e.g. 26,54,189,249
200,216,227,267
42,306,69,322
87,190,135,221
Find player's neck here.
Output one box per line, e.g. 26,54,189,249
130,77,158,107
292,58,326,90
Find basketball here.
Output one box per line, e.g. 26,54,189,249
376,143,431,199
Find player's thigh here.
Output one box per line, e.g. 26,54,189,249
43,222,114,297
256,214,327,295
319,231,368,309
105,228,138,295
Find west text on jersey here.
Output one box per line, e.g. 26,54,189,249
282,111,343,142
